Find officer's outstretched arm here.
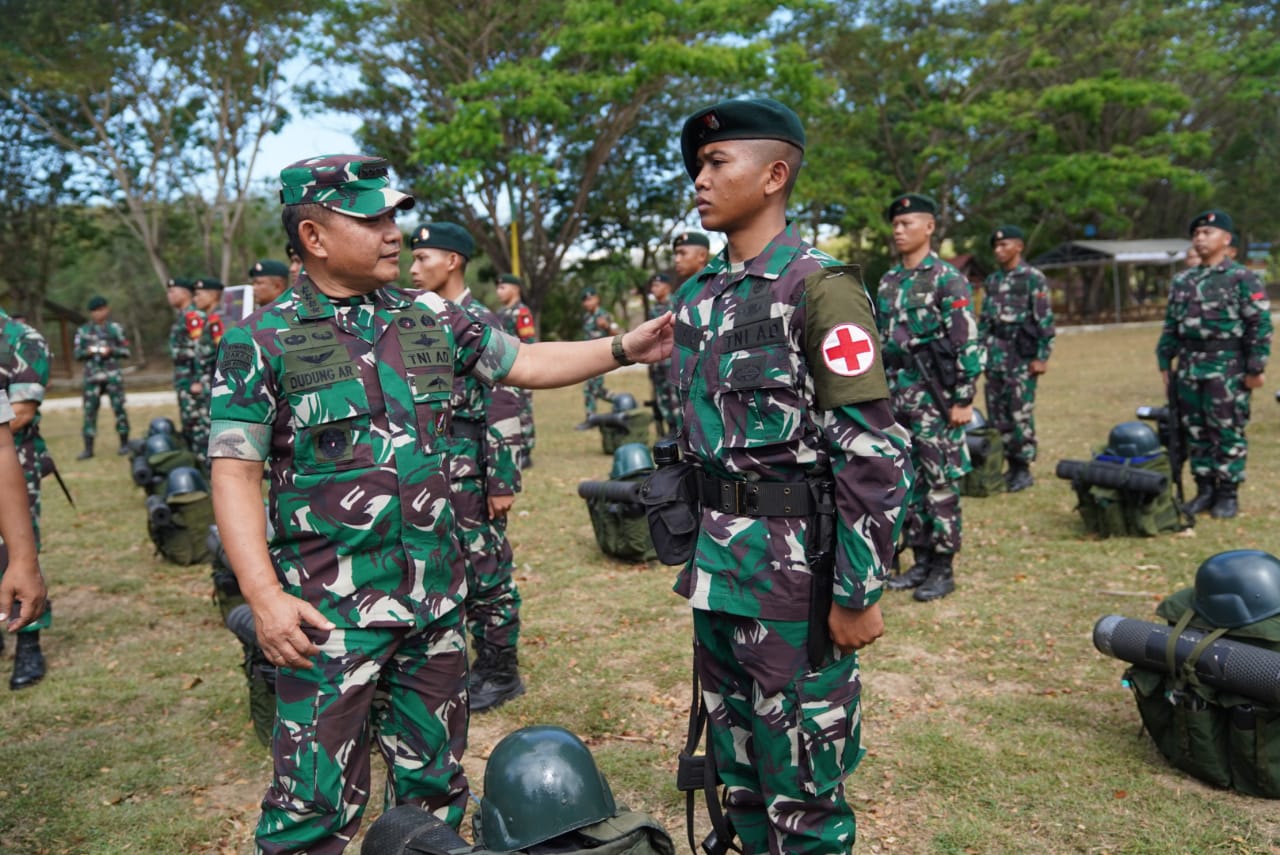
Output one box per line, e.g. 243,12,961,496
211,458,333,670
504,312,674,389
0,423,45,631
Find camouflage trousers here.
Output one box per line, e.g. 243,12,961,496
892,385,968,555
1173,365,1252,484
175,376,208,461
517,391,536,463
0,436,52,633
693,611,862,855
984,364,1039,465
582,376,612,415
452,478,521,651
82,373,128,440
649,361,680,434
256,612,470,855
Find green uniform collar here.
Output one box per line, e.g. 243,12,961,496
293,277,415,321
703,223,805,296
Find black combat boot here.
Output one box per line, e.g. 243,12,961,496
76,436,94,460
1005,460,1034,493
117,433,130,455
1184,476,1216,516
1210,481,1238,519
914,553,956,602
886,548,933,591
10,630,46,690
469,644,525,713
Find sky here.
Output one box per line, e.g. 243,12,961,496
250,112,362,188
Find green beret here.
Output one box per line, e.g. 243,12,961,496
87,295,108,311
497,273,523,287
194,278,225,291
166,277,195,292
884,193,938,221
1188,209,1233,236
580,287,598,300
279,153,414,219
410,222,474,259
680,97,805,181
673,231,710,250
249,260,290,279
648,273,672,286
990,224,1025,246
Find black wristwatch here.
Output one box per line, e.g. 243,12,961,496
611,334,635,366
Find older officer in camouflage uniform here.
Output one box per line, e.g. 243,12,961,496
408,223,527,714
494,273,537,468
167,278,207,455
1157,210,1271,519
577,286,618,424
646,272,680,435
209,153,672,855
0,308,52,688
674,99,911,855
876,193,984,602
978,225,1054,492
73,295,131,459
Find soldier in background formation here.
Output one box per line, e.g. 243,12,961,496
73,295,131,459
577,286,619,426
645,272,680,436
285,242,303,282
0,306,52,689
166,277,208,460
409,222,528,713
978,224,1055,492
0,374,47,665
192,278,225,459
249,260,292,310
1156,209,1272,519
876,193,984,602
494,272,537,468
671,230,711,284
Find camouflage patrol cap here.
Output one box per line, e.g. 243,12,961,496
1188,209,1233,236
680,97,805,180
410,222,474,259
990,224,1025,246
194,277,225,291
249,260,289,279
166,277,195,291
884,193,938,222
279,154,414,219
87,295,108,310
673,231,710,249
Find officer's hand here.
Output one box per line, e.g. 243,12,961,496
949,403,973,428
1245,372,1265,390
488,493,515,520
251,589,335,670
596,316,611,331
828,602,884,654
620,313,675,365
0,558,47,633
1029,359,1048,376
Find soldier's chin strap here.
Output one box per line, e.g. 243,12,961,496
677,644,739,855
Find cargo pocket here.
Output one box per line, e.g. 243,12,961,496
295,414,372,475
1226,702,1280,798
793,657,864,797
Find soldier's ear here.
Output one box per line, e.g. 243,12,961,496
297,219,328,260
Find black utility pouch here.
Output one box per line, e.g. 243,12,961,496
1015,320,1040,359
640,461,701,565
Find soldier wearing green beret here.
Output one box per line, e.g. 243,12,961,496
209,153,673,853
672,230,711,284
249,260,292,310
192,278,226,464
673,97,910,855
1157,210,1272,518
73,295,131,459
578,286,619,426
978,224,1055,492
494,272,537,468
167,277,209,459
875,193,984,602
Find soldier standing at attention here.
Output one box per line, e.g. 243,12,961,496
193,278,225,460
0,307,52,688
209,154,672,854
249,260,292,310
646,272,680,436
73,295,131,459
494,273,537,469
673,99,911,855
577,286,618,426
672,230,711,284
1157,210,1271,519
408,223,527,713
977,225,1054,492
876,193,984,602
167,278,208,456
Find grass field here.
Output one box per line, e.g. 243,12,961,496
3,322,1279,854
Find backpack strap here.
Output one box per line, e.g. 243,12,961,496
1164,608,1228,690
678,645,739,855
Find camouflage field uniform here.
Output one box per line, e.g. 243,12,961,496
671,225,912,854
196,309,224,458
496,298,537,464
171,307,208,458
73,318,130,441
0,309,52,633
1156,258,1272,485
210,277,520,854
978,260,1054,466
647,295,680,434
581,305,615,413
876,252,984,557
448,293,524,664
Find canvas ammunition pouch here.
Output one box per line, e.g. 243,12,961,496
1125,588,1280,797
960,427,1005,497
640,461,700,565
583,478,656,562
1068,451,1182,538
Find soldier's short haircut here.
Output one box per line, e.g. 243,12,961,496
748,139,804,198
281,203,334,260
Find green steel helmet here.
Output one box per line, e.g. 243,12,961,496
611,392,638,413
610,442,654,479
148,417,178,437
145,432,179,457
1105,421,1159,458
967,407,987,431
478,725,617,851
165,466,209,504
1193,549,1280,628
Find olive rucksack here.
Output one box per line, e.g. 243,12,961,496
959,427,1005,497
583,445,656,561
1071,451,1182,537
148,467,214,565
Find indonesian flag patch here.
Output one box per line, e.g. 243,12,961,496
822,323,876,377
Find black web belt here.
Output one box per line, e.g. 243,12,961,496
1182,340,1243,354
449,418,485,441
698,471,813,517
